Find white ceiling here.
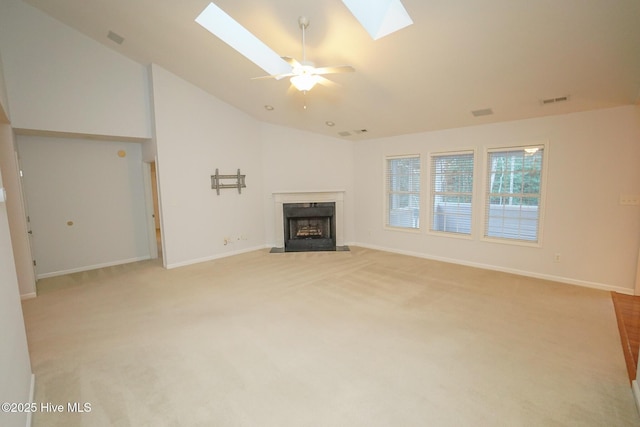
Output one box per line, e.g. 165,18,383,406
22,0,640,140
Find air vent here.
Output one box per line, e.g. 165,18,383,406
540,95,570,105
471,108,493,117
107,30,125,45
338,129,368,137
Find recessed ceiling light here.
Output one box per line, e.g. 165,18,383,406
264,105,274,111
325,121,335,127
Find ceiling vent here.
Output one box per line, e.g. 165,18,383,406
471,108,493,117
107,30,125,45
338,129,368,137
540,95,570,105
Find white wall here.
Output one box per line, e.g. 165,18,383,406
142,65,158,163
17,135,151,277
354,106,640,292
260,123,356,246
0,0,637,295
0,124,33,427
0,118,36,296
0,0,151,139
150,65,265,268
0,43,9,120
0,49,33,427
0,33,36,297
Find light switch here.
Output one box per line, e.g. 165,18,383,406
0,187,6,203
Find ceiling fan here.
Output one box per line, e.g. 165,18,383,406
252,16,355,93
195,4,356,94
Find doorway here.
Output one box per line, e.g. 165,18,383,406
143,161,163,263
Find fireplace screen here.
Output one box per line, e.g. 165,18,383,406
283,202,336,252
289,217,330,239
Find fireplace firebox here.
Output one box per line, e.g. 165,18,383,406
283,202,336,252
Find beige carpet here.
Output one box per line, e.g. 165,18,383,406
23,247,639,426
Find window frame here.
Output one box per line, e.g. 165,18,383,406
428,149,476,239
384,154,422,232
481,142,549,247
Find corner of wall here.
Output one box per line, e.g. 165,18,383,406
0,46,11,124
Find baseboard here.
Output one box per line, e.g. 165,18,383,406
163,241,633,294
633,380,640,416
351,242,634,294
25,373,35,427
20,292,37,300
36,256,152,279
166,245,269,269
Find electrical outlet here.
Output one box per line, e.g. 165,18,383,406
620,195,640,206
554,253,561,263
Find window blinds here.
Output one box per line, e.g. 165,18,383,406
430,151,474,235
386,156,420,229
484,146,544,242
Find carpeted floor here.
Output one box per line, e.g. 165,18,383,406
23,247,640,426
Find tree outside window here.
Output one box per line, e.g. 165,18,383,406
430,151,474,235
485,146,545,242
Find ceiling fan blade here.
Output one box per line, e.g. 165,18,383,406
315,76,340,88
281,56,302,68
313,65,355,75
251,73,295,81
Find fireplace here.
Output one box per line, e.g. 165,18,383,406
283,202,336,252
272,191,345,251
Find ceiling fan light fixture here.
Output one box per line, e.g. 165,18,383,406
291,74,319,91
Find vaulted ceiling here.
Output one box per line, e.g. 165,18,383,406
22,0,640,140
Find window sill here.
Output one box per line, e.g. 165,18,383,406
427,230,473,240
481,236,542,248
384,225,421,234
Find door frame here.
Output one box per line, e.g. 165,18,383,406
142,161,159,261
0,124,36,297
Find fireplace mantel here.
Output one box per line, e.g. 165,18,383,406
273,191,345,248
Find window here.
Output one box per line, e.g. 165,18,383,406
386,155,420,229
430,151,474,235
484,145,545,243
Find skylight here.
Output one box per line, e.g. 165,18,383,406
341,0,413,40
195,3,290,76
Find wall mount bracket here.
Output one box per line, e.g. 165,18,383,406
211,168,246,195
